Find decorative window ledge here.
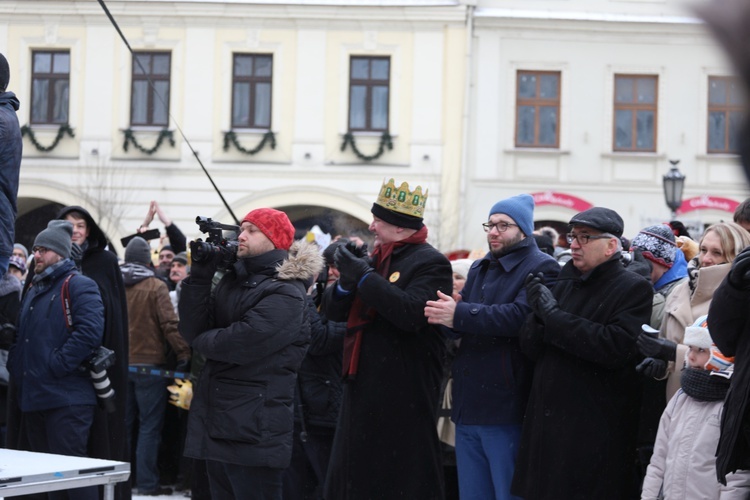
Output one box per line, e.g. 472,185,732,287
21,123,75,153
504,148,570,155
122,128,175,155
223,130,276,155
600,151,665,160
340,131,394,162
695,153,740,161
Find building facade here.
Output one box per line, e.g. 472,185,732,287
462,0,748,251
1,0,747,255
2,0,468,253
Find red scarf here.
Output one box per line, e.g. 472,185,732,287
342,226,428,378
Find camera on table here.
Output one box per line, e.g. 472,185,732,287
192,216,240,268
82,346,116,413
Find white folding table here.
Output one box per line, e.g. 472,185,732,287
0,449,130,499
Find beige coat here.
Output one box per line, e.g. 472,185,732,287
659,264,730,400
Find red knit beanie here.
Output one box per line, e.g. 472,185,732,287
242,208,295,250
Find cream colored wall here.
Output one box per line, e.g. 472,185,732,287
463,2,750,252
2,1,468,253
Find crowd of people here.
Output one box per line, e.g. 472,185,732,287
3,181,750,500
4,16,750,494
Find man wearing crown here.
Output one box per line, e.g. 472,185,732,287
323,179,453,499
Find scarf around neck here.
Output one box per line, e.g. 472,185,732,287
342,226,428,379
680,367,730,402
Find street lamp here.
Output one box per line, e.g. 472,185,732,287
663,159,686,219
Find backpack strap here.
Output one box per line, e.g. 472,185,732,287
61,274,74,331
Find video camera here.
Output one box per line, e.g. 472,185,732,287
192,216,240,267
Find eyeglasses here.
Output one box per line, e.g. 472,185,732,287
32,246,49,255
566,233,614,246
482,222,519,233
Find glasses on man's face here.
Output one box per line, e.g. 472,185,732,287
482,222,519,233
32,246,49,256
566,233,613,246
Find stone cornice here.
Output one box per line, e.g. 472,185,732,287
2,1,469,26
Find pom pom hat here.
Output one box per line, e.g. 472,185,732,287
242,208,295,251
631,224,678,269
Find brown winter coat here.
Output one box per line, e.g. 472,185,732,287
123,264,189,365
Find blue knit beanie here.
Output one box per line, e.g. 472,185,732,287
489,194,535,236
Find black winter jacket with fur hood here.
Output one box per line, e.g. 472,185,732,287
179,241,323,468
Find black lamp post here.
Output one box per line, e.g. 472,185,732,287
663,159,686,219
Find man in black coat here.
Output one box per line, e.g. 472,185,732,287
179,208,322,499
511,207,652,499
323,178,453,499
58,206,130,499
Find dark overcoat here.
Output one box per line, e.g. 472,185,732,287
8,260,104,411
7,206,131,500
708,276,750,483
451,238,560,425
57,207,131,480
0,91,21,273
179,250,310,468
512,257,652,499
323,242,452,500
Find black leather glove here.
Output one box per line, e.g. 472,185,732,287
524,272,559,322
637,327,677,361
729,246,750,290
636,357,668,379
345,240,368,259
175,358,190,374
0,323,17,349
189,240,218,283
334,245,373,291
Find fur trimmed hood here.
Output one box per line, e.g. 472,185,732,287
277,240,324,282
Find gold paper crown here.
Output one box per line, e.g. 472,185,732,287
375,178,428,218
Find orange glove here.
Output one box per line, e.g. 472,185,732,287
676,236,699,262
167,378,193,410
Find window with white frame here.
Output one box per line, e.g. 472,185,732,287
131,51,171,127
30,50,70,124
515,71,560,148
613,74,657,152
231,53,273,129
348,56,390,132
707,76,745,154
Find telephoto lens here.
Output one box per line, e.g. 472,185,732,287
91,368,116,413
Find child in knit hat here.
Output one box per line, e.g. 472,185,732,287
641,315,750,499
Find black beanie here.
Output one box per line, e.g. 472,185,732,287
34,220,73,259
0,53,8,92
371,203,424,230
125,236,153,266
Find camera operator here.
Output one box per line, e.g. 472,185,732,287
7,221,104,500
179,208,322,498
